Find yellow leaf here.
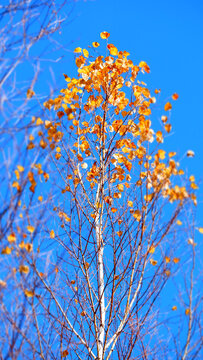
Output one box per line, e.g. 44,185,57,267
92,42,100,47
164,102,172,111
165,256,171,263
59,212,71,222
12,181,21,192
17,165,24,172
198,227,203,234
100,31,110,39
24,289,34,297
27,225,35,233
173,257,180,264
1,246,12,255
190,182,198,190
169,151,176,158
117,184,124,192
111,208,117,213
144,193,154,202
74,47,82,53
83,49,89,58
7,233,16,243
38,196,43,202
36,117,43,125
172,305,177,311
19,265,29,274
176,220,182,225
127,201,133,207
139,61,150,73
107,44,118,56
50,230,55,239
157,149,166,160
149,246,155,254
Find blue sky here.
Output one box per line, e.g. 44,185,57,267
53,0,203,231
1,1,202,356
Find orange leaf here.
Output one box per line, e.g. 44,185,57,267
50,230,55,239
150,259,157,266
19,265,29,274
27,89,35,99
165,124,172,133
62,349,69,357
172,93,179,100
185,308,190,315
1,246,12,255
117,231,123,237
156,131,163,143
164,102,172,111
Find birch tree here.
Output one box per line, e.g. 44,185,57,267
1,31,202,360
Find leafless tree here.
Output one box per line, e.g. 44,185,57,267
0,0,75,241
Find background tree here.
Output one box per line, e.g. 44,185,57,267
0,31,202,359
0,0,75,241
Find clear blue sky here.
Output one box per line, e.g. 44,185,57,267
54,0,203,232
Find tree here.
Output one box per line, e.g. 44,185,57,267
0,31,202,359
0,0,74,242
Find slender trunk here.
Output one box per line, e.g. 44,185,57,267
96,218,105,359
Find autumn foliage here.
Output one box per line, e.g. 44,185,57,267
1,32,202,360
